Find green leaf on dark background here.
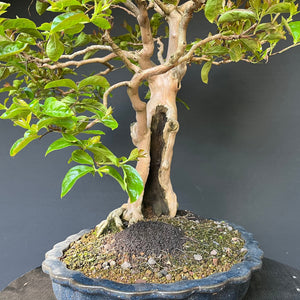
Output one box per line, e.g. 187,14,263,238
0,41,27,59
100,166,125,190
205,0,223,23
10,131,39,156
201,61,212,84
122,164,143,203
61,165,94,197
51,12,89,33
289,21,300,43
71,149,94,165
218,9,256,23
43,97,74,118
46,33,64,61
91,16,111,29
45,79,78,91
45,138,76,156
78,75,110,89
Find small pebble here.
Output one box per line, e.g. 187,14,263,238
121,261,131,270
227,226,233,231
166,274,172,281
109,260,116,267
210,249,218,256
102,262,109,268
148,257,156,265
160,269,168,276
296,288,300,292
213,258,218,266
194,254,203,261
292,275,297,279
240,247,247,253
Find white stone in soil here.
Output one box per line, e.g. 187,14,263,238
121,261,131,270
193,254,203,261
210,249,218,256
147,257,156,265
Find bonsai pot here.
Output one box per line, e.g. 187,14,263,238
42,217,263,300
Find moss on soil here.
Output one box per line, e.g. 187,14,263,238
61,213,246,284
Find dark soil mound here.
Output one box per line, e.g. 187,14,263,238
113,221,185,256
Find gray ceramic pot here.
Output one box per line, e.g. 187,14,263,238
42,219,263,300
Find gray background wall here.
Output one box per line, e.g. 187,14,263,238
1,0,300,290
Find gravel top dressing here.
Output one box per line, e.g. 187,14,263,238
61,212,246,284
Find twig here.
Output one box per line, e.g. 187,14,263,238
270,43,300,56
33,45,113,64
111,4,136,17
103,31,140,73
103,81,130,107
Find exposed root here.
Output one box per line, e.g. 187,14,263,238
95,204,144,237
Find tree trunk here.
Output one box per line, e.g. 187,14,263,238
124,68,184,222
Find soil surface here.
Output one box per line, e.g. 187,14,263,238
61,211,246,284
113,220,185,256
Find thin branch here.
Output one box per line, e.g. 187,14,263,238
33,45,113,63
103,81,130,107
270,43,300,57
157,38,165,64
111,4,136,17
41,53,117,69
124,0,139,16
103,31,140,73
153,0,170,15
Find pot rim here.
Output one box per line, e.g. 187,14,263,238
42,219,263,296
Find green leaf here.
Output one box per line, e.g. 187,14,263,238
122,164,143,203
10,131,39,156
100,166,125,190
91,16,111,29
218,9,256,23
78,75,110,90
201,61,212,84
127,148,140,162
36,0,50,15
0,2,10,11
51,12,89,33
64,23,85,35
205,0,223,23
88,143,118,165
71,149,94,165
46,33,64,61
176,97,190,110
1,105,30,119
0,41,27,59
74,31,91,47
266,3,291,15
229,42,242,62
3,18,36,30
37,117,77,130
45,79,77,91
289,21,300,43
101,115,118,130
45,138,75,156
204,45,228,56
82,130,105,135
50,0,82,10
43,97,74,118
61,165,94,197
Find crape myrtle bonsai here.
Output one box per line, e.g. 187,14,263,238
0,0,299,234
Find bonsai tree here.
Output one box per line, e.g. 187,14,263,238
0,0,299,234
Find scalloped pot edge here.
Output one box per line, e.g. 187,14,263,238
42,220,263,299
